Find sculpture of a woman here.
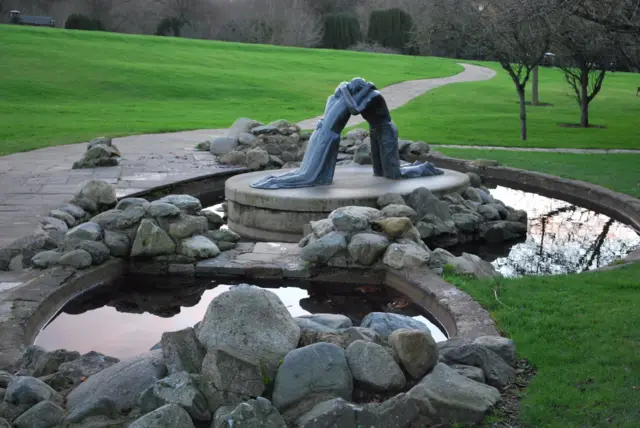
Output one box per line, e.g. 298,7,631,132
251,78,442,189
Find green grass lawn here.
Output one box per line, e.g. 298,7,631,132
389,63,640,150
435,148,640,198
0,25,460,155
447,264,640,428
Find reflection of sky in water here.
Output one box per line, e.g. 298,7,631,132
485,187,640,277
36,285,446,359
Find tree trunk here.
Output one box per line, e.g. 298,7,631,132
518,87,527,140
532,66,539,105
580,79,589,128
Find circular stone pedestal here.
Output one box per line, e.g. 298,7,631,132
225,165,470,242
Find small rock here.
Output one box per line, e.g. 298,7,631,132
4,376,60,406
381,204,418,222
438,341,515,388
300,231,347,264
251,125,279,135
407,363,500,425
466,172,482,187
464,187,484,203
40,216,68,234
113,205,146,229
139,371,210,421
295,318,338,333
65,396,118,423
201,211,225,230
55,351,120,389
401,141,431,163
179,235,220,259
64,222,102,247
49,209,76,227
310,219,334,238
31,349,81,378
162,327,206,374
220,150,246,165
297,314,352,330
200,348,264,398
209,136,239,156
450,364,485,383
246,148,270,169
58,203,86,220
473,336,517,366
388,329,438,379
482,220,527,243
360,312,431,339
104,230,130,257
59,249,93,269
294,398,361,428
345,340,405,392
298,327,383,349
347,233,389,266
31,251,61,269
272,343,352,422
207,228,241,243
0,417,8,428
70,197,98,214
377,193,406,208
74,180,117,208
0,371,15,388
213,397,286,428
87,136,112,149
478,204,501,221
215,241,237,251
195,141,210,151
89,209,122,230
128,403,195,428
72,240,110,265
158,195,203,214
229,118,263,136
353,144,371,165
148,201,181,218
507,209,528,224
382,242,430,270
168,215,208,240
448,252,502,279
131,219,176,257
372,217,413,239
345,128,368,140
407,187,451,221
13,400,64,428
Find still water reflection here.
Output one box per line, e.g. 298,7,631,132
454,186,640,277
36,277,447,359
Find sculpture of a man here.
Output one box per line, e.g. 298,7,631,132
251,78,442,190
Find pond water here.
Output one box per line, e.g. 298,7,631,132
453,186,640,277
36,276,447,359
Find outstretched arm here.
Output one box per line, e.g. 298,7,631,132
339,83,379,115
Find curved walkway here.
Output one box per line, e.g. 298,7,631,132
0,63,494,250
430,144,640,154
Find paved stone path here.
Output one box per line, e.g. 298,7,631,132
0,63,495,249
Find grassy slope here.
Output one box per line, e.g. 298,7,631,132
448,264,640,428
388,63,640,149
0,25,460,155
437,148,640,198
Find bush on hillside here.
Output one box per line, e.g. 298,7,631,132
322,14,362,50
367,8,416,54
346,42,401,55
65,14,105,31
156,17,185,37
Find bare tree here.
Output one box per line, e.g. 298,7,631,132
555,17,617,127
478,0,557,140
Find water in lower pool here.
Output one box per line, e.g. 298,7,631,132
35,276,447,359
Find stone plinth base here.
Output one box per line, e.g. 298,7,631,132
225,165,470,242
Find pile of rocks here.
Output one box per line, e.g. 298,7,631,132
0,179,237,272
72,137,121,169
297,176,528,279
0,285,518,428
199,118,311,170
199,118,433,170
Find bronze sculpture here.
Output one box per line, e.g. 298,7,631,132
251,78,443,189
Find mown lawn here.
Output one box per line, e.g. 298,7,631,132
0,25,460,155
436,148,640,198
447,264,640,428
389,62,640,150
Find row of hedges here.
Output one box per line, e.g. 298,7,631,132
64,14,184,36
322,8,415,54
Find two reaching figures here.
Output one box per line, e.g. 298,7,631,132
250,77,443,190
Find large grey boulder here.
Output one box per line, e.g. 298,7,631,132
329,206,381,233
438,341,515,388
128,404,195,428
416,215,458,240
229,118,263,137
179,235,220,259
246,148,270,169
161,327,205,374
64,396,118,424
360,312,431,339
139,371,210,421
58,203,86,220
59,249,92,269
113,205,146,229
388,329,439,379
66,351,167,412
104,230,130,257
4,377,60,406
74,180,117,208
407,363,500,425
72,240,110,264
450,364,486,383
40,216,68,234
473,336,517,367
295,318,338,334
115,197,149,211
12,400,63,428
382,242,430,270
482,221,527,243
200,348,265,398
197,285,300,374
64,223,102,248
381,204,418,222
89,209,122,230
407,187,451,221
448,252,502,279
272,343,352,422
131,219,176,257
377,193,406,208
207,228,241,243
310,219,334,238
300,231,347,264
168,215,208,240
213,398,286,428
209,136,239,156
148,201,181,218
298,327,382,349
347,233,389,266
294,398,363,428
31,251,62,269
49,209,76,227
345,340,405,392
158,195,203,214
